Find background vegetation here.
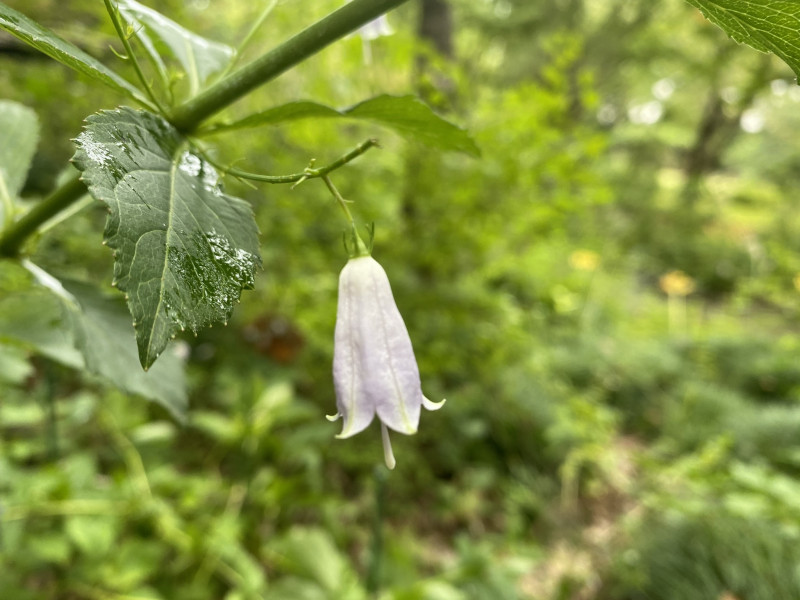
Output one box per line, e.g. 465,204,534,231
3,0,800,598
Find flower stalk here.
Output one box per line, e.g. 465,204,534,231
329,254,445,469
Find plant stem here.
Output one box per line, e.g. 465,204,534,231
104,0,166,114
210,138,379,184
0,174,86,258
217,0,279,80
169,0,411,132
322,174,356,226
322,174,370,256
366,466,388,595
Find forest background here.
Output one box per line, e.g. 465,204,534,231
3,0,800,598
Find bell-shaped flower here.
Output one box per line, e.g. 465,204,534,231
328,254,444,469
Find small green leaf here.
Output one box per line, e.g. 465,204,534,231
72,108,261,370
0,2,147,103
118,0,234,95
346,95,480,156
208,95,480,156
0,100,39,226
685,0,800,79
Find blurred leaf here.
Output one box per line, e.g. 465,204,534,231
345,95,480,156
263,579,328,600
65,515,118,557
190,410,240,443
209,95,480,156
97,540,167,590
0,262,84,368
0,260,187,418
271,527,351,594
72,108,261,370
0,3,147,102
28,532,71,564
685,0,800,79
64,280,188,421
0,344,33,384
118,0,234,95
0,100,38,225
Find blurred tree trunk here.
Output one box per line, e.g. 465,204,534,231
682,53,773,206
414,0,456,106
419,0,453,58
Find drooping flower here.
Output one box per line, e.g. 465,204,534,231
328,253,444,469
357,15,393,41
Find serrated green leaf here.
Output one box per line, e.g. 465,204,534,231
208,95,480,156
118,0,234,95
0,100,39,226
0,260,188,419
685,0,800,79
0,2,147,103
72,108,261,370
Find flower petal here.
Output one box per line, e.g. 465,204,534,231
353,257,421,435
333,258,376,438
422,396,446,411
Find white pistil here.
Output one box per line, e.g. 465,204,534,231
381,423,396,470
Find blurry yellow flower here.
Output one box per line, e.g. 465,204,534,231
569,250,600,272
659,270,695,297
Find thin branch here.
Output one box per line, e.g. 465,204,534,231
217,0,279,81
104,0,166,114
208,138,379,185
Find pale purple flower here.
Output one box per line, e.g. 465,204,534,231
328,255,444,469
358,15,393,41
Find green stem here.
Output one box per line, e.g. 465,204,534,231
169,0,411,132
217,0,279,80
210,138,378,184
322,175,370,257
0,174,86,257
366,466,388,594
104,0,165,114
322,174,356,226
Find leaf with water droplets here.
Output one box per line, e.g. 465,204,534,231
72,108,260,370
0,2,148,103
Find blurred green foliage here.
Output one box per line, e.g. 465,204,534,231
4,0,800,598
